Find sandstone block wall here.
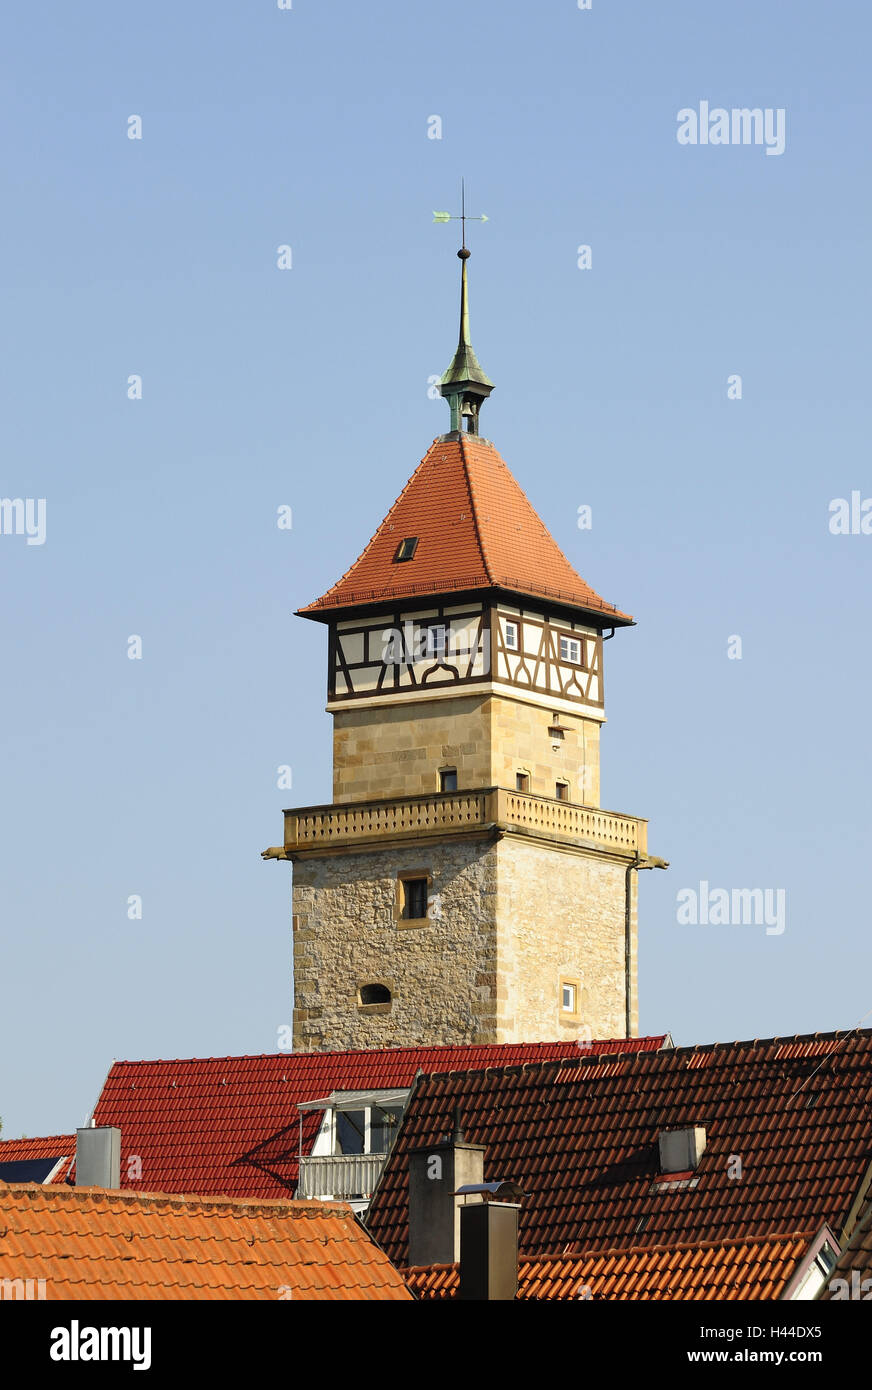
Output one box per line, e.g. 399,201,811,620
332,694,601,806
495,836,631,1043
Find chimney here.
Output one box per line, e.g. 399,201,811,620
75,1126,121,1189
658,1125,706,1174
407,1108,485,1266
457,1181,524,1302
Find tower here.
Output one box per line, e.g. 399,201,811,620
263,239,664,1051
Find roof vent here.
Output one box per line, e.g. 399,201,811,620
658,1126,707,1174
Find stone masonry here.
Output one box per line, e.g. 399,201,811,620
291,828,635,1051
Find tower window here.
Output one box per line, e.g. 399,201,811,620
396,872,430,922
439,768,458,793
560,636,581,664
555,781,569,801
395,537,419,562
560,979,580,1016
359,983,391,1007
505,621,519,650
425,625,446,658
515,772,530,792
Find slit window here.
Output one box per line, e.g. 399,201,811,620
561,982,577,1013
556,781,569,801
516,772,530,792
395,537,419,562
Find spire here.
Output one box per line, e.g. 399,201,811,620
435,182,494,436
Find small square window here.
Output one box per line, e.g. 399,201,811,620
395,537,419,562
561,982,577,1013
425,625,446,658
505,621,519,651
560,636,581,664
556,782,569,801
515,772,530,792
439,769,458,793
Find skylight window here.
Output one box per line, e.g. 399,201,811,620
395,537,418,562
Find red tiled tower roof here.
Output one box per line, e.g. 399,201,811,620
298,435,632,624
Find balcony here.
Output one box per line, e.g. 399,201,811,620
270,787,647,859
297,1152,389,1201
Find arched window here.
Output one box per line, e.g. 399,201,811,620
359,983,391,1006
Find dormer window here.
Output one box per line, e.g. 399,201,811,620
395,537,418,562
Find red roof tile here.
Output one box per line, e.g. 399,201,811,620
0,1184,411,1300
366,1030,872,1267
90,1039,664,1200
407,1230,820,1301
0,1135,75,1184
299,436,632,623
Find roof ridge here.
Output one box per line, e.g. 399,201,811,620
8,1183,356,1217
459,434,496,586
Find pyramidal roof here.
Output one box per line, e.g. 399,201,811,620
298,434,632,625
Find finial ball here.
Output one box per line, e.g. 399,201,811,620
458,247,471,260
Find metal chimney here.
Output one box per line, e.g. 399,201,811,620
75,1126,121,1189
457,1181,524,1302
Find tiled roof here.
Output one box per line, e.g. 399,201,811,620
299,435,632,623
406,1231,818,1301
0,1135,75,1184
91,1039,664,1200
0,1184,411,1300
821,1199,872,1297
366,1029,872,1266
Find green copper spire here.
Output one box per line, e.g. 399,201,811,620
435,182,494,435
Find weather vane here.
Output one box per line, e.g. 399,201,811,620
433,178,488,252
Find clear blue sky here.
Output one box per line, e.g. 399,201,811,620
2,1,870,1138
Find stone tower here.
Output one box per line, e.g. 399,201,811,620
263,242,664,1051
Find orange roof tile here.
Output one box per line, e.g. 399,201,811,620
299,435,632,623
406,1231,819,1301
0,1184,411,1301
